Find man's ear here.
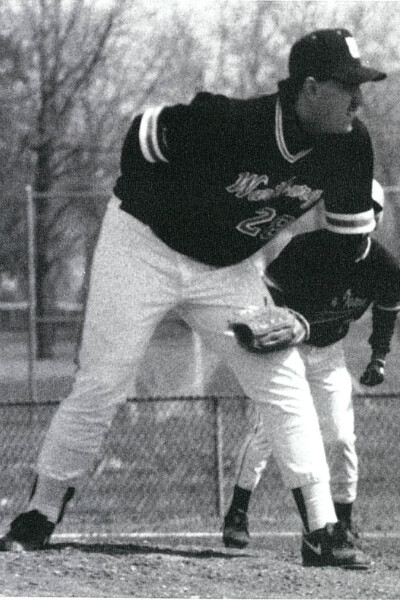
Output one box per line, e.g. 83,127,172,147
302,76,319,98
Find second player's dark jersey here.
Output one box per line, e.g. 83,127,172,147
267,230,400,354
114,90,375,267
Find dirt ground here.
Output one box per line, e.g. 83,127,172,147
1,534,400,599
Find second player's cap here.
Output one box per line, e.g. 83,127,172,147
289,29,386,85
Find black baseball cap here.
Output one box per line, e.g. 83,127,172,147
289,28,386,85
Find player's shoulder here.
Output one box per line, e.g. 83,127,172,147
368,239,400,288
190,91,276,121
370,237,400,269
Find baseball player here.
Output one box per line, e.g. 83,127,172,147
0,29,386,568
223,182,400,568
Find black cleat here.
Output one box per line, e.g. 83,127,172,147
0,510,55,551
339,520,361,542
223,508,250,548
302,521,371,569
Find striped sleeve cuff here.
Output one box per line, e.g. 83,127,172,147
324,208,376,234
374,303,400,312
139,106,169,163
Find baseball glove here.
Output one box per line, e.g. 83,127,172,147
229,305,310,353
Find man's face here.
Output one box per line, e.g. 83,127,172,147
306,78,363,134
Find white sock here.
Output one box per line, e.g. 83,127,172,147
301,481,337,532
27,475,72,524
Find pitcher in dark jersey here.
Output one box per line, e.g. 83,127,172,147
1,29,386,568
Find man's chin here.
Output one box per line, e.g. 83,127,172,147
332,123,353,134
332,116,355,134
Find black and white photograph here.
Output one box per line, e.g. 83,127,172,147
1,1,400,597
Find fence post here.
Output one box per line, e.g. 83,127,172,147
192,331,204,395
213,397,225,518
26,185,38,405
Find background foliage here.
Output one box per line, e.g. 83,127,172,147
1,0,400,352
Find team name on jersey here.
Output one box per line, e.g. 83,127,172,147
226,172,323,207
331,289,368,310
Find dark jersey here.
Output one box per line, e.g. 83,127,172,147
114,91,375,267
267,230,400,354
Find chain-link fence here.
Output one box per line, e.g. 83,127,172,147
1,188,400,535
1,395,400,535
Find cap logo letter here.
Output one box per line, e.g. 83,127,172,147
345,36,360,58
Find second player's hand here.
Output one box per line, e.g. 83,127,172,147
360,359,385,386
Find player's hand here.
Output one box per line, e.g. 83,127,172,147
359,359,385,386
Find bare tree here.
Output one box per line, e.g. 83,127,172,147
0,0,209,356
8,0,129,356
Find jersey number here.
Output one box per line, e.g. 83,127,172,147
236,208,276,237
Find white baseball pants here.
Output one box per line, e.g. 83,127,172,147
237,341,357,503
34,198,330,500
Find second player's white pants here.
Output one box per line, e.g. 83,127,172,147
236,341,357,503
34,198,331,502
